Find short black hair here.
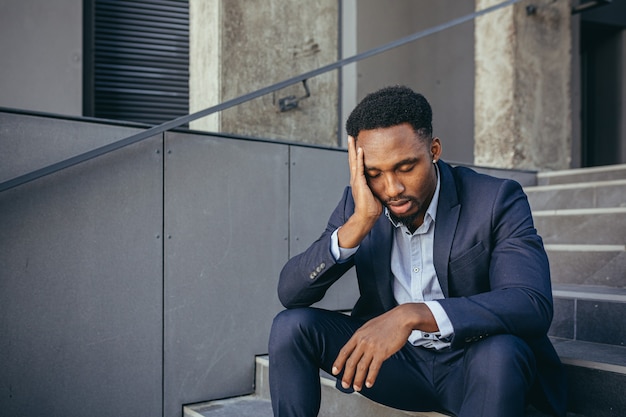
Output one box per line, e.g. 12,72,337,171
346,85,433,140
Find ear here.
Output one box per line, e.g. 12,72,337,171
430,137,442,163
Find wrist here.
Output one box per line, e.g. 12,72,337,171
337,213,377,248
398,303,438,333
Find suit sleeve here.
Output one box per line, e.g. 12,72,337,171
438,179,554,348
277,187,356,308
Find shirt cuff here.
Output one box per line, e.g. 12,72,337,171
330,228,359,263
424,300,454,340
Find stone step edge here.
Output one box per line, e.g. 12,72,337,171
544,243,625,252
537,164,626,180
184,394,447,417
525,178,626,192
551,338,626,373
533,207,626,216
254,356,446,417
184,395,272,417
537,164,626,177
552,284,626,303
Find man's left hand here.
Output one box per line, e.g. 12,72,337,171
331,303,437,391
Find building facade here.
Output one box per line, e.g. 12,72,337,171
1,0,625,169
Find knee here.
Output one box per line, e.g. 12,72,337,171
270,308,319,336
268,308,318,354
465,334,536,384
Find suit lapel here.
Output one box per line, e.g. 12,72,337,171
434,161,461,298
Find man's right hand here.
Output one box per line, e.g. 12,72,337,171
337,136,383,248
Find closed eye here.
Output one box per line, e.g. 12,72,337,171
397,163,416,173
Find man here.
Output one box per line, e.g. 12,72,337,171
269,86,566,417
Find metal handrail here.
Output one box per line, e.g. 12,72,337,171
0,0,520,193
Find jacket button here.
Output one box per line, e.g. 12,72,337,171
309,272,317,279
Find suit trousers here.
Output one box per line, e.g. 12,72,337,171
268,307,537,417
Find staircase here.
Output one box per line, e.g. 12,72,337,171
185,164,626,417
526,164,626,417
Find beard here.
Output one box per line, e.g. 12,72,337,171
384,196,421,227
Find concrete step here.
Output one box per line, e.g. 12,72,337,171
550,284,626,346
550,338,626,417
544,244,625,288
184,354,600,417
185,395,273,417
533,208,626,245
252,356,446,417
525,179,626,211
536,164,626,186
185,355,445,417
183,394,587,417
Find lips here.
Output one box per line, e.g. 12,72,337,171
387,199,413,215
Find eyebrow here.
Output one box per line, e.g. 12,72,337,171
365,157,419,172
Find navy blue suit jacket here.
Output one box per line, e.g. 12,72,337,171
278,160,566,416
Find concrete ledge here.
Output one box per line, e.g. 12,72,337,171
551,338,626,417
526,179,626,211
553,284,626,303
533,208,626,245
551,286,626,346
537,164,626,185
254,356,446,417
551,338,626,370
545,248,625,288
185,396,272,417
189,355,591,417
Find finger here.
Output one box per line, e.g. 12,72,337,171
352,353,373,392
347,136,358,182
331,338,354,376
364,357,383,389
340,348,364,390
356,145,364,180
347,135,356,154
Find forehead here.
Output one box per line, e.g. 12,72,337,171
356,124,429,168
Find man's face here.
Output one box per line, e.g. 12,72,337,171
357,123,441,229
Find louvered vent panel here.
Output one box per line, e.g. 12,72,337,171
94,0,189,125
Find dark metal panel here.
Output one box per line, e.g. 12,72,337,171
163,132,288,416
0,112,145,184
0,135,164,417
289,146,360,311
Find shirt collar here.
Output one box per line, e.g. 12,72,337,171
385,163,441,229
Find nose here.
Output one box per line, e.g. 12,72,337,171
384,173,405,199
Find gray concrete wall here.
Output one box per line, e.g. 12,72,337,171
190,0,476,161
570,14,582,168
354,0,476,164
0,0,83,116
474,0,572,170
190,0,340,147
